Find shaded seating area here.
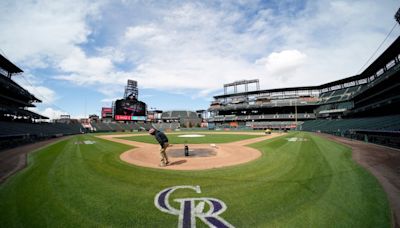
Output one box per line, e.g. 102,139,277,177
152,122,180,131
300,115,400,133
90,121,154,132
0,121,82,150
300,115,400,148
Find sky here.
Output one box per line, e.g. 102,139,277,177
0,0,399,119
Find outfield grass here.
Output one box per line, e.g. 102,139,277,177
0,132,390,227
118,133,263,144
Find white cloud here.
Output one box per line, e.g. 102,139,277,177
0,0,102,68
118,1,399,92
30,107,87,120
124,25,159,40
100,97,119,103
2,0,399,102
256,50,307,79
97,47,126,63
56,48,117,85
13,74,58,104
29,107,67,120
25,85,57,104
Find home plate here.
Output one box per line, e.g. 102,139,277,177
177,134,205,138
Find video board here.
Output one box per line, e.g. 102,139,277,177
114,99,146,121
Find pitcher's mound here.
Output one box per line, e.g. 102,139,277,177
119,144,261,170
97,133,284,170
168,148,217,157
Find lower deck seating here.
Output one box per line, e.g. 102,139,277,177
0,121,82,137
0,121,82,150
152,122,180,130
300,115,400,133
90,122,154,132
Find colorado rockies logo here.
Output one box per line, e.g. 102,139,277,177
154,185,234,228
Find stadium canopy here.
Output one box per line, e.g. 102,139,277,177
0,106,48,119
0,54,23,74
359,35,400,77
0,94,36,107
321,35,400,88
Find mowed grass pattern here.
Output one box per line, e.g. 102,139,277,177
0,132,390,227
118,133,263,144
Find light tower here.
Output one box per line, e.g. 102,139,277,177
124,80,138,99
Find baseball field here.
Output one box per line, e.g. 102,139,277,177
0,131,391,227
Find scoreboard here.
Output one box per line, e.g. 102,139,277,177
114,99,147,121
101,107,113,118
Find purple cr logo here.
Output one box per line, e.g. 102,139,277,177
154,186,234,228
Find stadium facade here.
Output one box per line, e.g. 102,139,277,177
208,36,400,147
0,55,82,149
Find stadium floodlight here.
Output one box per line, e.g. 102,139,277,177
396,7,400,25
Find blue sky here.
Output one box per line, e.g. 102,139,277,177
1,0,399,119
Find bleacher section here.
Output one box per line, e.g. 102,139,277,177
318,85,363,105
152,122,180,131
247,121,303,130
209,99,318,111
0,121,82,150
315,101,354,117
210,113,315,122
91,122,113,131
161,111,199,119
90,121,155,132
159,110,200,128
0,121,82,137
300,115,400,148
300,115,400,133
0,54,83,150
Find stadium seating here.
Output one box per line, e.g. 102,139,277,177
161,111,198,119
300,115,400,133
247,121,303,130
0,121,82,150
91,122,113,132
152,122,180,131
90,121,154,132
0,121,82,137
318,85,364,105
209,113,315,122
159,110,201,128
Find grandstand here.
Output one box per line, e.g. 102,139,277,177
89,121,153,132
0,54,82,150
208,35,400,148
208,80,319,130
152,122,181,131
159,110,201,129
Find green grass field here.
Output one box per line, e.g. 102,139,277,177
0,132,391,227
118,133,263,144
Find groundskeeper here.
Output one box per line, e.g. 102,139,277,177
149,128,170,167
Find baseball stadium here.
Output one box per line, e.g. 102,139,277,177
1,2,400,228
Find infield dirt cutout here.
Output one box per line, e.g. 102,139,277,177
97,132,284,170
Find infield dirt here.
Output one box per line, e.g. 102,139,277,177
97,132,284,170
